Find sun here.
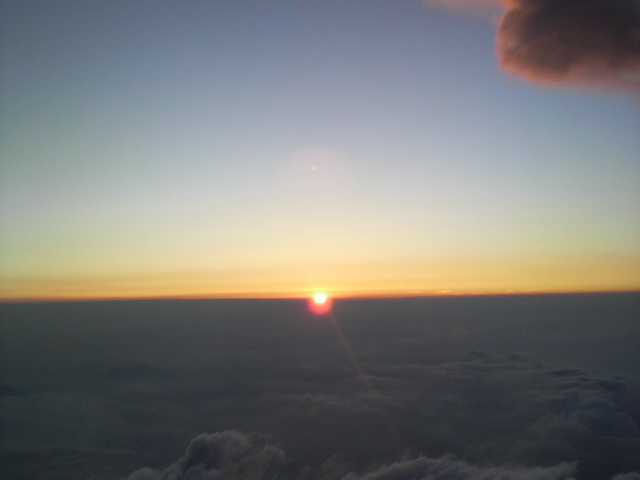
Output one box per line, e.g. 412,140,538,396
314,293,327,304
308,292,332,315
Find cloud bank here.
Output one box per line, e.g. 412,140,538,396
346,455,577,480
113,352,639,480
125,431,286,480
124,431,580,480
2,297,638,479
426,0,640,92
122,430,640,480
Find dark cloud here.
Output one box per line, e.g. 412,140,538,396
346,455,577,480
367,354,640,480
1,296,639,479
111,351,640,480
125,431,286,480
426,0,640,92
125,434,579,480
120,428,638,480
497,0,640,91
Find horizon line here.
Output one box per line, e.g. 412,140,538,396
1,289,638,304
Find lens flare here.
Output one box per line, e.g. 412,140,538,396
308,293,332,315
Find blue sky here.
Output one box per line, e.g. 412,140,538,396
1,0,639,298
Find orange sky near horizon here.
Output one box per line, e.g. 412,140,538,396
3,252,639,301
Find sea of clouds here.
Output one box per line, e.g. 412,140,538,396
1,295,638,479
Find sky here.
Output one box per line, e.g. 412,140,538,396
1,0,639,300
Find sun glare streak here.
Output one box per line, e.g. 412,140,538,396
326,310,403,450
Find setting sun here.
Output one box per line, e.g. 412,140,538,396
314,293,327,304
308,292,332,315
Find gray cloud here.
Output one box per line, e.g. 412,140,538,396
120,430,640,480
366,354,640,479
120,433,640,480
2,296,638,479
113,353,639,480
345,455,577,480
497,0,640,91
122,431,580,480
125,431,286,480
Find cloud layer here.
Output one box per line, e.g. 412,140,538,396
113,351,640,480
122,429,640,480
125,432,580,480
1,296,639,479
426,0,640,91
125,431,286,480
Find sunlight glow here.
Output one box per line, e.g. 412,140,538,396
308,292,332,315
314,293,327,304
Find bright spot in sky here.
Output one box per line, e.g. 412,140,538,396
314,293,327,304
308,293,332,315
